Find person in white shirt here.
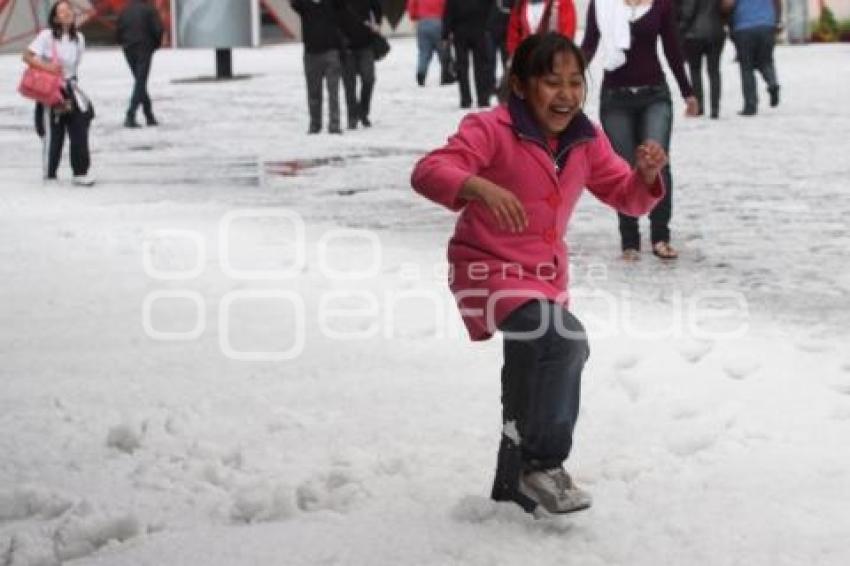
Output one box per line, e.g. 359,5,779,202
22,1,95,186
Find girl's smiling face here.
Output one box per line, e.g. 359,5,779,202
512,51,586,137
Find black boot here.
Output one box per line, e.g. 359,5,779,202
490,434,538,514
124,114,141,128
768,86,780,108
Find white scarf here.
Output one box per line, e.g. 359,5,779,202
594,0,634,71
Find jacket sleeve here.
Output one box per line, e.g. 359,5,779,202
442,0,454,38
580,0,599,62
660,0,694,97
371,0,383,24
584,126,664,217
411,113,498,212
149,6,164,47
677,0,698,36
506,1,523,56
560,0,577,39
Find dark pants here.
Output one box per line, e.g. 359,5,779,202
684,36,725,117
731,26,779,112
123,47,155,119
304,50,342,132
600,84,674,249
453,31,494,107
491,299,589,510
40,101,91,178
341,47,376,125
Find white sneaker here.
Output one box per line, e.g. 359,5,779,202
519,467,592,515
72,175,96,187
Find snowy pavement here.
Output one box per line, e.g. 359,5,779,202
1,38,849,565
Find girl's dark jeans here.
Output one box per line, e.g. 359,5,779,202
600,83,674,250
490,299,589,508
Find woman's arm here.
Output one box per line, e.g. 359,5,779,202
660,0,694,99
22,50,61,74
580,0,600,63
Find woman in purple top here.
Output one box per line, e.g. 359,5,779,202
582,0,698,260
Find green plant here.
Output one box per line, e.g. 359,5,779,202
838,19,850,42
811,5,839,42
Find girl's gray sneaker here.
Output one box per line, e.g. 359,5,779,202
519,467,592,515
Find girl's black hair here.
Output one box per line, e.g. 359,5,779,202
499,32,587,101
48,1,78,41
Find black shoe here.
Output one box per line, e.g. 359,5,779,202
328,126,343,134
710,109,719,119
460,101,472,109
347,118,358,130
145,114,159,126
416,72,425,86
738,108,757,116
307,126,321,134
124,115,141,128
360,116,371,128
768,86,780,107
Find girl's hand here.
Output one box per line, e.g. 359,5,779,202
635,141,668,186
461,177,528,233
685,96,700,117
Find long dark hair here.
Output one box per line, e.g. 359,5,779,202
48,1,78,41
500,32,588,102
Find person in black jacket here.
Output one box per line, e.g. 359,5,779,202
339,0,382,129
443,0,495,109
489,0,515,79
291,0,345,134
116,0,163,128
677,0,727,119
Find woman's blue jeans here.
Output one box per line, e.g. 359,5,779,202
600,84,674,250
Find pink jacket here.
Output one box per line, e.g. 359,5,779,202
411,102,664,341
407,0,445,21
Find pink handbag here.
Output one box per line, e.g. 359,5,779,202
18,40,65,106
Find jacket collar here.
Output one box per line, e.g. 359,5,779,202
500,94,596,170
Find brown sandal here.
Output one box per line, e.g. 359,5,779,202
622,248,641,261
652,241,679,260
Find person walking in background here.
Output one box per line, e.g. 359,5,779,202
407,0,452,86
411,32,668,516
116,0,163,128
339,0,382,129
728,0,782,115
442,0,495,108
677,0,726,119
506,0,577,57
23,1,95,186
290,0,344,134
582,0,699,261
489,0,516,77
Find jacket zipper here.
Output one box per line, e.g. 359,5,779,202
517,132,595,179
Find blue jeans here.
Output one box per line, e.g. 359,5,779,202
416,18,444,78
600,84,674,249
732,26,779,112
